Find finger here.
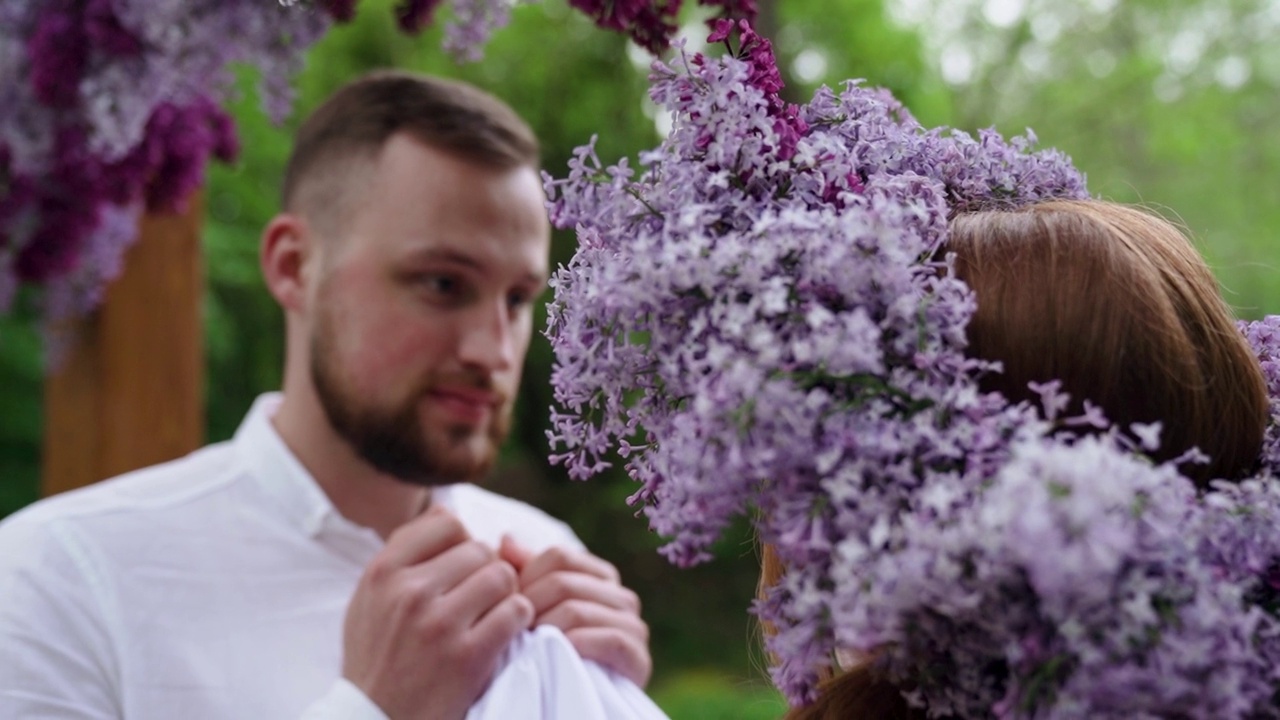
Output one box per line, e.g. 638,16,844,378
498,535,535,572
468,593,535,670
565,626,653,688
522,571,641,616
401,540,497,596
517,546,620,587
376,507,470,570
438,558,523,628
536,599,649,641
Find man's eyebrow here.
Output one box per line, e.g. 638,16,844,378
402,247,484,270
405,247,548,287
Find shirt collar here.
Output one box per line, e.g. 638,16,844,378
232,393,382,559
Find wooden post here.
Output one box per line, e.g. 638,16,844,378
41,196,205,497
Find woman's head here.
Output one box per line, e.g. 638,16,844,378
949,199,1267,484
767,199,1269,719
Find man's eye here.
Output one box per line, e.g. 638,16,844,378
507,290,534,311
427,276,453,292
419,274,462,299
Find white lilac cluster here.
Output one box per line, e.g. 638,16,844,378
545,21,1280,716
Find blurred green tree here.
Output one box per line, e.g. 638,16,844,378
893,0,1280,316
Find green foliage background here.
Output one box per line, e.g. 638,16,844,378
2,0,1278,716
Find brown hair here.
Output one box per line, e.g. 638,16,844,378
766,199,1269,719
282,70,540,233
951,200,1266,484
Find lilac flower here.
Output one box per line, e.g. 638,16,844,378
1241,316,1280,476
546,22,1280,712
707,19,807,160
40,200,143,368
395,0,448,33
26,7,87,109
441,0,513,63
567,0,681,55
546,22,1084,703
1198,477,1280,693
0,0,330,349
861,437,1269,718
319,0,359,23
84,0,143,58
546,24,1086,564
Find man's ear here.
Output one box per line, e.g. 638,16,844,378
260,213,315,313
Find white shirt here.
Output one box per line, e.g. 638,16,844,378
464,627,665,720
0,394,667,720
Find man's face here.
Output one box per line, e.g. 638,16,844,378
307,133,550,485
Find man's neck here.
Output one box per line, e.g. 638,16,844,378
271,386,429,541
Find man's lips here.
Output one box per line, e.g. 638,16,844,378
426,387,500,424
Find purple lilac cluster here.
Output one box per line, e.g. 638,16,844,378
863,432,1276,718
1242,316,1280,475
0,0,328,334
544,19,1080,701
545,22,1280,716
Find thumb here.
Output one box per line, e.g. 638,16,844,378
499,534,535,572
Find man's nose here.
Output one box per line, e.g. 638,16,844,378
457,298,516,372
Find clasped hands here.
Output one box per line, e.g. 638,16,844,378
341,505,651,720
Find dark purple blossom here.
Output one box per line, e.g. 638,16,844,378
85,0,143,57
0,146,37,252
568,0,682,54
15,127,104,283
708,19,807,160
39,200,141,366
321,0,359,22
27,7,87,109
139,99,240,213
15,202,93,283
395,0,447,33
1,0,328,346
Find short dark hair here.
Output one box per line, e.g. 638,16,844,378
282,70,540,231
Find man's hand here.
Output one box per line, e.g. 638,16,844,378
342,507,534,720
500,538,652,688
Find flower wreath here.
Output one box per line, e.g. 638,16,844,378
544,20,1280,717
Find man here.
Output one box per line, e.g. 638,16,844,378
0,71,652,719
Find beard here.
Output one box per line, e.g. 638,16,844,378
309,317,511,487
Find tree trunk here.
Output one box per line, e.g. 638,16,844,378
41,196,205,496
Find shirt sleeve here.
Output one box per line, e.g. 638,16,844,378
0,517,122,719
297,679,391,720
